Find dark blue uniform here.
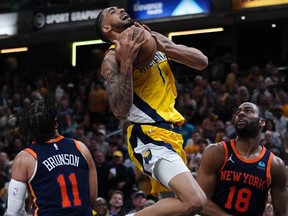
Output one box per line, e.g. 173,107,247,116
25,135,92,216
212,140,274,216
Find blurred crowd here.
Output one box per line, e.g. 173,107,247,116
0,54,288,215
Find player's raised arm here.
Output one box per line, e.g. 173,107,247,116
101,50,132,119
151,31,208,70
134,22,208,71
101,28,147,119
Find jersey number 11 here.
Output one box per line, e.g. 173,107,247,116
57,173,82,208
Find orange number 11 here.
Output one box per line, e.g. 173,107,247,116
57,173,82,208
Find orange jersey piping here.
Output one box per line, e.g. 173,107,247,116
230,139,266,163
266,153,274,188
24,148,37,159
31,135,64,144
73,139,82,152
28,183,39,216
219,141,229,172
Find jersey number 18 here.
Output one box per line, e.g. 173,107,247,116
225,186,252,213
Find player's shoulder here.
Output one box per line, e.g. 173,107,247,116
12,150,36,170
15,149,36,160
73,139,92,156
104,46,115,56
202,142,225,165
270,155,288,188
204,142,225,155
271,155,286,177
101,48,117,74
271,154,286,172
103,48,113,59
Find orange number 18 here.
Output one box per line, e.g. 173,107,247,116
224,186,251,213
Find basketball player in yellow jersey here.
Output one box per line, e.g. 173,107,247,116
95,6,208,216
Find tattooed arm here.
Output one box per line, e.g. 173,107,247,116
152,31,208,70
101,50,133,119
101,27,148,119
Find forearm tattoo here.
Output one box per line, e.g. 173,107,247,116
102,56,133,118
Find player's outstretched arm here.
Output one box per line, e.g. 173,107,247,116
270,156,288,216
101,27,147,119
134,22,208,71
196,143,233,216
152,31,208,71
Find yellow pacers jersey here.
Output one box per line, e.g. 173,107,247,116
107,45,184,125
108,46,186,197
129,51,185,125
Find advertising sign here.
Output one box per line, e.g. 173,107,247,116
0,13,18,35
233,0,288,10
33,9,102,29
127,0,211,20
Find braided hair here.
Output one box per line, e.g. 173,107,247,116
17,91,58,144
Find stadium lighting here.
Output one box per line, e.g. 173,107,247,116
168,27,224,40
72,39,104,66
0,47,28,54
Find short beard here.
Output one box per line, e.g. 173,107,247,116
235,119,260,138
112,19,134,32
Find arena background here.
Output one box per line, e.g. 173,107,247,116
0,0,287,83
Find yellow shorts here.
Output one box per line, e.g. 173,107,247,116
126,123,187,197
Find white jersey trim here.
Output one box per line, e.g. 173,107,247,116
128,104,155,123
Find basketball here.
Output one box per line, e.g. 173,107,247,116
131,26,157,69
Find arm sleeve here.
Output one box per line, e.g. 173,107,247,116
6,179,28,216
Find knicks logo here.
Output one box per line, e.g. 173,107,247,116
144,150,152,164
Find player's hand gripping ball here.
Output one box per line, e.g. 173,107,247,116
131,26,157,69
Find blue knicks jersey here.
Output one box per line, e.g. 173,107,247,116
25,136,92,216
213,140,274,216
